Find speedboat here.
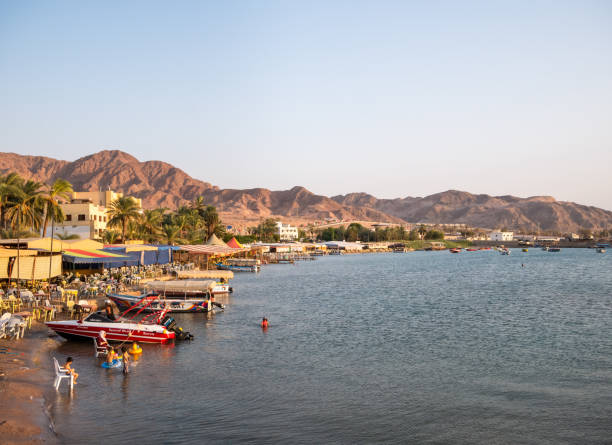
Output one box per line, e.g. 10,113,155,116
46,311,176,344
449,248,461,253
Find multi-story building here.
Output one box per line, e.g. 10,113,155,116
55,190,142,240
56,200,109,240
489,231,514,242
276,222,299,241
70,190,142,209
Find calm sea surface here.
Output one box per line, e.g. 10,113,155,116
49,249,612,444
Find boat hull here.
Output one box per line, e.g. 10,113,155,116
45,320,174,344
109,293,216,313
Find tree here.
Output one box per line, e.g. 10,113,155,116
6,189,42,292
424,229,444,240
417,225,428,240
202,205,220,239
408,229,419,241
256,218,280,242
107,197,141,242
136,209,164,243
162,224,182,245
102,229,120,244
41,179,73,237
0,173,23,230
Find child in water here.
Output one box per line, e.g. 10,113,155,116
107,347,117,364
65,357,79,384
121,346,130,374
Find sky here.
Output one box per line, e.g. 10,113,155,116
1,1,611,209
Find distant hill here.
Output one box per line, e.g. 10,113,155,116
332,190,612,232
2,150,611,232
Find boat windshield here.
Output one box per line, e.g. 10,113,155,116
85,311,116,323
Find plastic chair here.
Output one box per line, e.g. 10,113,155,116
0,312,11,339
53,357,74,390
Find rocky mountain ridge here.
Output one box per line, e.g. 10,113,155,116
2,150,611,232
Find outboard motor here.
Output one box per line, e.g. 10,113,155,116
161,315,194,341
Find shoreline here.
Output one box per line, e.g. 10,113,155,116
0,324,59,445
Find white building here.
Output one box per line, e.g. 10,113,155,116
276,222,299,241
489,231,514,242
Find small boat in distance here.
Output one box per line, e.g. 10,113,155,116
500,248,510,255
466,248,478,252
596,248,606,253
522,248,528,252
549,247,561,252
450,248,461,253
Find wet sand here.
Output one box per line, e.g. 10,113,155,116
0,324,59,444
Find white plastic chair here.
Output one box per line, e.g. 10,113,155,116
53,357,74,390
0,312,11,339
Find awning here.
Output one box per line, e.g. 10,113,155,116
178,245,243,255
63,249,133,264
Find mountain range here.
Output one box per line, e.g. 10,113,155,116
2,150,611,233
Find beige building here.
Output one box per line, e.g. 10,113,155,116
70,190,142,209
56,201,109,240
55,190,142,240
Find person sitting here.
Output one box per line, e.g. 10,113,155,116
65,357,79,384
104,301,116,320
261,317,269,328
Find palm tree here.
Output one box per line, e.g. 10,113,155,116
417,225,427,240
137,209,164,243
41,179,73,237
107,197,140,243
0,173,23,230
202,205,220,239
162,224,181,245
6,190,42,293
102,229,120,244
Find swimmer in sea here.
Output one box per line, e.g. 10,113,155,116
261,317,269,328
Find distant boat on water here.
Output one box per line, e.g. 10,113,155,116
549,247,561,252
450,248,461,253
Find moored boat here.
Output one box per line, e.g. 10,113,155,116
450,248,461,253
549,247,561,252
109,280,223,313
46,310,176,344
216,258,261,272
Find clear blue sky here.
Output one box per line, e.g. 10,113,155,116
1,1,611,209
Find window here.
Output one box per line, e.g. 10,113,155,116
66,215,72,222
78,214,86,221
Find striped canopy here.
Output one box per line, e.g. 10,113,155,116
178,245,243,255
63,249,132,264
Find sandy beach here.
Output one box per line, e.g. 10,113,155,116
0,324,58,444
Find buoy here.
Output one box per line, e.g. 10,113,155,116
129,343,142,354
102,359,122,368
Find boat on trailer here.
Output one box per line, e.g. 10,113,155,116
109,280,224,313
45,297,190,343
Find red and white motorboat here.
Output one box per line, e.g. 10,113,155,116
46,296,192,344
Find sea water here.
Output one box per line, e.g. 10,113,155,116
49,249,612,444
